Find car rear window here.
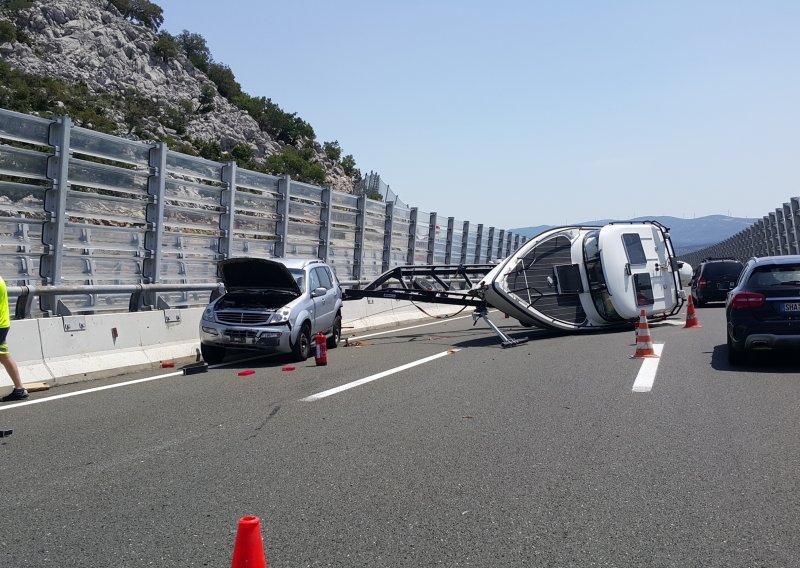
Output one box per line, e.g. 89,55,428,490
702,262,742,279
748,265,800,287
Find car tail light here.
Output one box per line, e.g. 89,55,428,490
731,292,766,310
698,277,708,289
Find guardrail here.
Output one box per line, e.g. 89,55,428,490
681,197,800,267
0,107,525,318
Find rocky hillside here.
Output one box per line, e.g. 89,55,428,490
0,0,355,192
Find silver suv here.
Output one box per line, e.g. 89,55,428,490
199,258,343,364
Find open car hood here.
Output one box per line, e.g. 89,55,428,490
219,258,301,294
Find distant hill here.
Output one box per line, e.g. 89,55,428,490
510,215,758,256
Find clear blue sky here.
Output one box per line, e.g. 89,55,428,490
158,1,800,229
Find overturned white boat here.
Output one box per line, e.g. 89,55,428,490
477,221,685,331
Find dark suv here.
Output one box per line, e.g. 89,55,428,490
726,256,800,364
690,258,744,306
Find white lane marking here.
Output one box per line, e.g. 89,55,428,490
0,353,273,412
632,343,664,393
345,310,498,342
303,349,459,401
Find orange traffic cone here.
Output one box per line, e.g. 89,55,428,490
231,516,267,568
632,310,658,358
684,295,702,328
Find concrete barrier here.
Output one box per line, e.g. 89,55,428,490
1,299,468,388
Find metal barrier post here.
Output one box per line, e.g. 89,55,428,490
474,224,484,263
790,197,800,254
486,227,495,262
275,175,291,258
144,142,167,285
41,115,72,314
444,217,454,264
353,195,367,280
382,201,394,272
319,186,332,263
426,212,437,265
220,161,237,260
460,221,470,264
407,208,418,265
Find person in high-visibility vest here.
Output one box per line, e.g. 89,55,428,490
0,275,28,402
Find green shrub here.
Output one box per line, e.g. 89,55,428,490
265,146,327,185
152,31,178,63
323,140,341,162
0,20,16,42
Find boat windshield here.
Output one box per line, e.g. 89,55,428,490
583,231,623,322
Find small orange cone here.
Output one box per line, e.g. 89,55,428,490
684,295,702,328
231,516,267,568
632,310,658,358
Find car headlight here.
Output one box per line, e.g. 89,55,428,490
269,307,292,324
202,306,215,322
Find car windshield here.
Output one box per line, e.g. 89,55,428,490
703,262,742,279
289,269,305,291
749,265,800,287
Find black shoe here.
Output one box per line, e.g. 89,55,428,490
1,389,28,402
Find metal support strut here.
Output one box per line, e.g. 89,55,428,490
471,307,529,348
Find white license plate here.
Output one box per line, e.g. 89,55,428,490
782,303,800,312
717,283,733,290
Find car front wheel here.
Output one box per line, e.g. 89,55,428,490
292,323,312,362
201,343,226,365
327,314,342,349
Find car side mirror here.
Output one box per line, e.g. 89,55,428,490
311,287,327,298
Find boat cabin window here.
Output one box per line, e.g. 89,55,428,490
622,233,647,265
633,273,655,306
583,231,623,322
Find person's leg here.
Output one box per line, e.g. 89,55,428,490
0,353,23,390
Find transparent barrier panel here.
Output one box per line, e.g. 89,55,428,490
62,223,146,255
0,109,51,145
365,199,385,215
235,189,279,214
236,170,280,194
290,182,323,202
234,216,277,237
161,232,219,259
231,236,278,258
60,256,143,284
72,127,151,166
0,146,49,180
287,220,321,242
66,190,147,224
165,179,222,207
0,181,46,217
68,159,149,197
331,209,357,225
332,192,358,209
283,243,319,258
288,201,322,222
365,214,385,231
166,151,224,183
163,204,222,232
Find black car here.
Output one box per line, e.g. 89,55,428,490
726,255,800,364
690,258,744,306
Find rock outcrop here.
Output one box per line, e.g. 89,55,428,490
0,0,355,192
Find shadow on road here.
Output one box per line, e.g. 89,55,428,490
710,344,800,373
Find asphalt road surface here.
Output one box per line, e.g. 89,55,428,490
2,305,800,567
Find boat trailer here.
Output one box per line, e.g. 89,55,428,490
343,264,529,348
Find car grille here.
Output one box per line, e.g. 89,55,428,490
223,329,259,341
216,311,271,325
